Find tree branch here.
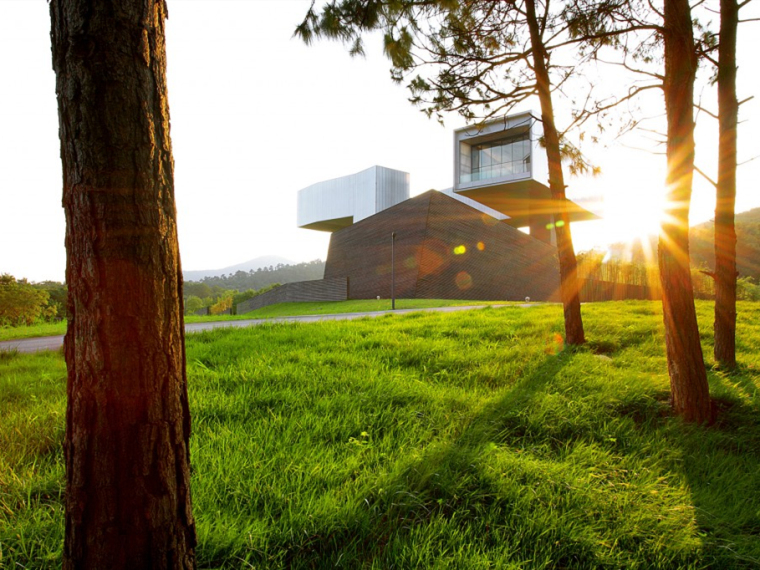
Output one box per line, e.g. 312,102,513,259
694,165,718,188
594,56,664,81
694,104,718,119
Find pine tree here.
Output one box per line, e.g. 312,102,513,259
49,1,197,566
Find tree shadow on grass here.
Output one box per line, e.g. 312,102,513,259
677,372,760,569
711,362,760,401
199,352,581,569
198,352,760,570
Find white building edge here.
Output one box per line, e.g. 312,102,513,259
297,112,597,242
297,165,510,232
297,165,409,232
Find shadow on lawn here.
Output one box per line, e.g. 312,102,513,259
713,362,760,401
216,352,580,569
680,371,760,569
198,352,760,569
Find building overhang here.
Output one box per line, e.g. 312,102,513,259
299,216,354,232
455,179,599,227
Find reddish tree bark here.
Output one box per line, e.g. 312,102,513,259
714,0,739,368
525,0,586,346
660,0,713,423
50,1,197,567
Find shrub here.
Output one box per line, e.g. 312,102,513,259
737,276,760,301
0,275,56,326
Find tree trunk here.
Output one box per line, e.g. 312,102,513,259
50,1,197,567
660,0,713,423
714,0,738,368
525,0,586,346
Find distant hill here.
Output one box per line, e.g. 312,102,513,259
183,255,293,282
607,207,760,281
185,259,326,293
688,208,760,281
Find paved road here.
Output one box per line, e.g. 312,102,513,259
0,304,524,354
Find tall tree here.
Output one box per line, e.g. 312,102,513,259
525,0,585,344
713,0,739,368
297,0,587,344
660,0,713,422
49,1,197,567
564,0,713,422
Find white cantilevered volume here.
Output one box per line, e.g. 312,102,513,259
297,166,409,232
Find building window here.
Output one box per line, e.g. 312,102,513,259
460,133,531,184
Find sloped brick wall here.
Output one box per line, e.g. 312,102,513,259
324,194,430,299
416,191,560,301
324,190,561,301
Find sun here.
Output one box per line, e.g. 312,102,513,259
572,188,667,258
568,145,682,258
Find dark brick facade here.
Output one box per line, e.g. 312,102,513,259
324,191,561,301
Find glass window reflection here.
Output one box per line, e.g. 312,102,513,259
465,133,530,184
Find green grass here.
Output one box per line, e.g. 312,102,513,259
0,322,67,342
185,298,511,323
1,300,511,337
1,301,759,568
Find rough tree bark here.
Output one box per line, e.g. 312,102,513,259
714,0,739,368
660,0,713,423
525,0,586,346
50,1,197,567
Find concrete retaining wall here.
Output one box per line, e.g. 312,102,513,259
236,277,348,314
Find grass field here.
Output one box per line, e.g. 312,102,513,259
0,321,67,342
186,298,509,322
0,299,507,340
1,301,759,568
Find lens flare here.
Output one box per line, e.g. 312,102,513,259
544,333,564,355
481,214,499,226
455,271,473,290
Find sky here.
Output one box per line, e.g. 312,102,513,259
1,0,759,283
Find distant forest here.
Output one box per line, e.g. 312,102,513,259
616,207,760,281
184,259,325,291
690,208,760,281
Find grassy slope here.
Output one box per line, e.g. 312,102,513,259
0,322,67,342
0,300,506,339
185,298,508,322
1,301,759,569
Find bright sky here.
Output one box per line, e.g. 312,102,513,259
1,0,759,283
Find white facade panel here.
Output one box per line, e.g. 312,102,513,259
352,167,378,223
296,176,354,227
297,165,409,231
529,119,548,187
375,168,410,215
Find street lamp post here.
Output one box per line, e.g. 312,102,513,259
391,231,396,310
